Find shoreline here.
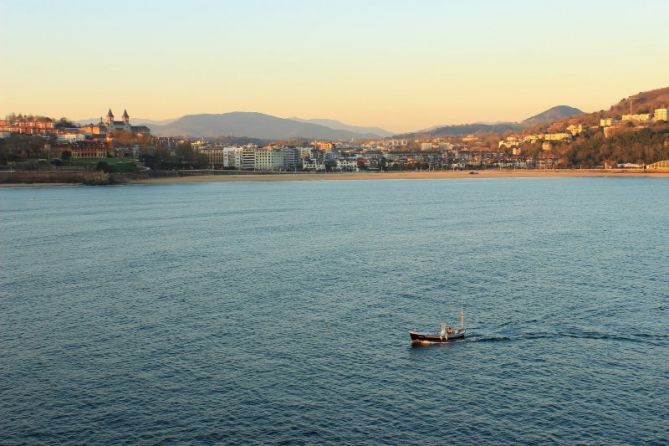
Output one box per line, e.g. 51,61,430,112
130,169,669,184
1,169,668,187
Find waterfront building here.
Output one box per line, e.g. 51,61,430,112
335,158,358,171
646,160,669,170
302,158,325,171
223,146,243,169
253,148,284,170
197,147,226,167
282,147,299,171
241,146,256,170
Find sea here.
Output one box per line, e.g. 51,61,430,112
1,177,668,445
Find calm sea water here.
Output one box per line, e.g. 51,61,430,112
1,177,668,445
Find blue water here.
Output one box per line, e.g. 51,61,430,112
1,177,668,445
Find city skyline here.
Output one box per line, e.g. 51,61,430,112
2,0,668,132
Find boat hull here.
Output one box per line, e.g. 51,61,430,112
409,330,465,343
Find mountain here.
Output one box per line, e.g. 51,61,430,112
412,105,583,137
522,105,583,126
424,122,523,137
290,117,393,137
148,112,378,139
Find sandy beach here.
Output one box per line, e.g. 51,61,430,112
2,169,667,187
132,169,669,185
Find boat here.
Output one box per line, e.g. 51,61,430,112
410,308,466,343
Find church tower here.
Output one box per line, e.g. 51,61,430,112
122,109,130,124
106,109,114,125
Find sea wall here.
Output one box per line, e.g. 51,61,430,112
0,170,110,185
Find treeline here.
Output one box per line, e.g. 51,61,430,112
140,143,209,170
0,134,47,164
562,125,669,167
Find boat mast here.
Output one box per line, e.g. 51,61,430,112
460,307,465,331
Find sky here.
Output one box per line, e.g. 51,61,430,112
1,0,668,132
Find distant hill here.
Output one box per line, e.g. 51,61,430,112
522,105,583,126
422,122,523,137
410,105,583,137
147,112,379,139
290,117,393,137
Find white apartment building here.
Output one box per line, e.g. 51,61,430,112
336,158,358,171
254,148,285,171
241,146,256,170
302,158,325,171
223,146,243,168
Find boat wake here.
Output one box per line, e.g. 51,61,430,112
467,330,666,346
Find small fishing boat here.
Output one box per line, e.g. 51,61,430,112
410,308,466,343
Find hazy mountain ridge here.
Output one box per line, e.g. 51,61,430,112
290,117,393,137
148,112,375,140
409,105,584,137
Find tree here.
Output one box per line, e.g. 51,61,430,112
62,150,72,162
54,118,76,129
95,161,112,173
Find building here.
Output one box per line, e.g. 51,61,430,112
68,143,108,159
621,113,651,122
0,116,54,135
254,148,284,170
223,146,243,168
302,158,325,171
282,147,299,171
196,147,226,167
646,160,669,170
600,118,614,127
241,146,256,170
543,133,571,142
654,108,668,122
336,158,358,171
57,132,86,144
104,109,151,136
567,124,584,136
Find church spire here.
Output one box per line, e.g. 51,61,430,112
122,109,129,124
106,108,114,125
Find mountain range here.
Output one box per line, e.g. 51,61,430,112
415,105,584,137
145,113,390,140
76,105,584,140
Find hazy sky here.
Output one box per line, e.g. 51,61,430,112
1,0,668,132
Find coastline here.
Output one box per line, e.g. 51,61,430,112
130,169,669,184
2,169,668,187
